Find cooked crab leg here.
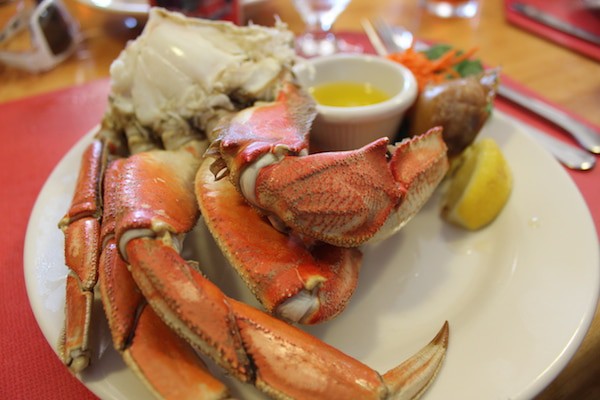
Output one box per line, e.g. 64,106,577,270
125,235,449,399
197,155,363,324
97,149,229,399
58,140,105,372
100,238,229,400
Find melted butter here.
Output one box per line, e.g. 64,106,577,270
309,81,390,107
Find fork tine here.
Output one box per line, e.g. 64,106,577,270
372,18,399,52
373,18,414,53
361,19,389,56
362,18,415,56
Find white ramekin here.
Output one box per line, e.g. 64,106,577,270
294,53,418,152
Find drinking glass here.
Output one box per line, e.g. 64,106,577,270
420,0,480,18
293,0,361,57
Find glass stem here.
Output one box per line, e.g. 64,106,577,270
307,17,334,43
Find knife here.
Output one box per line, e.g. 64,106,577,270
496,84,600,154
511,2,600,46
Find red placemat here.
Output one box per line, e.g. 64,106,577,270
505,0,600,61
0,79,108,400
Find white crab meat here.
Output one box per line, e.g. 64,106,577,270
106,8,297,147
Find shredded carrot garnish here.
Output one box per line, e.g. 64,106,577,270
387,46,479,91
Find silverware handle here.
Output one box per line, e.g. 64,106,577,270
520,123,596,170
498,84,600,154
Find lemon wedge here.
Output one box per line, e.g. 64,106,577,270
441,138,512,230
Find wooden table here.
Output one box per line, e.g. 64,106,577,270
2,0,600,129
1,0,598,398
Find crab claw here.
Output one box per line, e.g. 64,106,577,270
209,80,447,247
208,81,316,185
250,127,449,247
209,77,448,247
197,155,363,325
371,126,450,243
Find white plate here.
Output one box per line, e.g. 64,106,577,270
24,111,599,399
76,0,264,16
77,0,150,16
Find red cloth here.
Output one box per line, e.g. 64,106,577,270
0,80,109,399
0,72,598,399
505,0,600,61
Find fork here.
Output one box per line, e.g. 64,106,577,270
363,18,597,170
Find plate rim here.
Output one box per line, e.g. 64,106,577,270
77,0,150,16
